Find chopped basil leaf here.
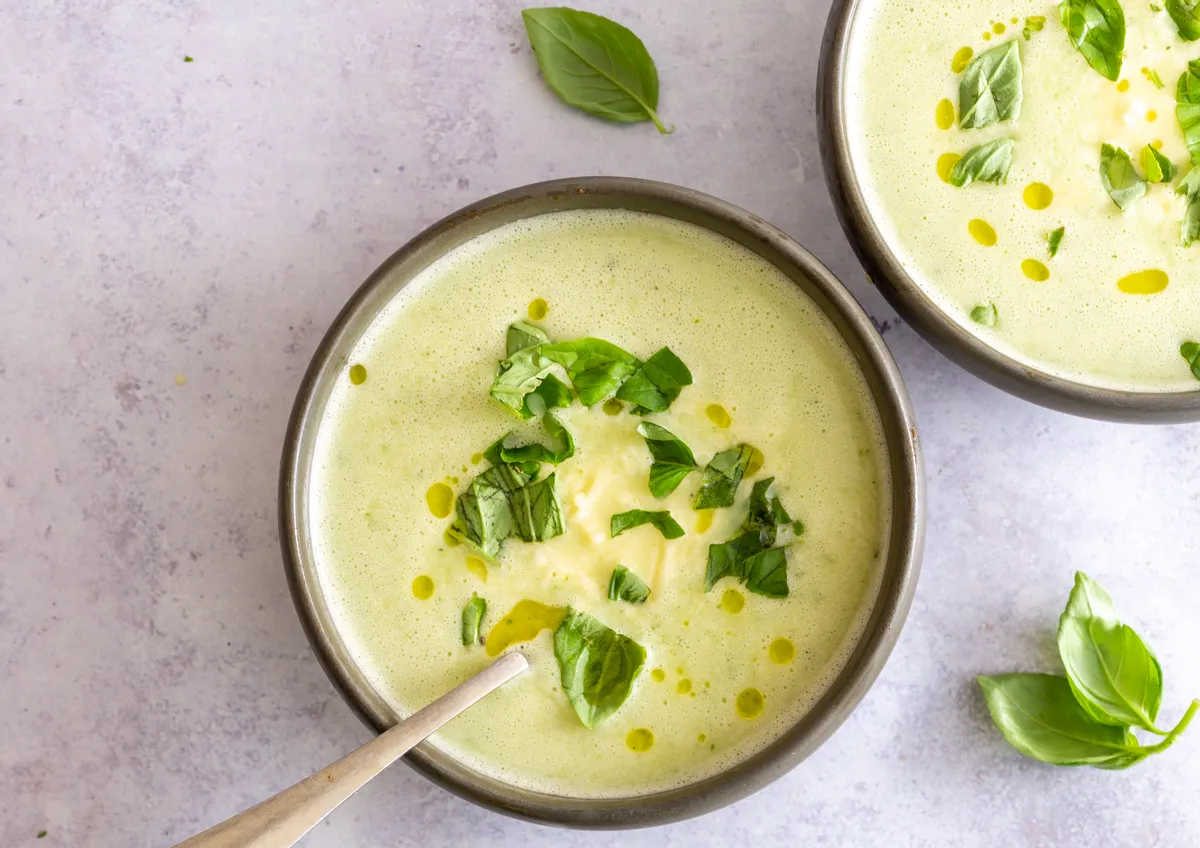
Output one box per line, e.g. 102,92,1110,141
450,464,535,559
507,320,550,356
1168,0,1200,39
496,414,576,466
608,565,651,603
705,532,764,590
1048,226,1065,257
970,303,999,326
1142,144,1177,183
1176,168,1200,245
704,477,794,597
522,372,573,418
461,595,487,645
553,608,646,728
949,137,1015,187
741,477,780,548
491,346,554,416
1149,68,1166,89
183,55,194,63
1059,0,1125,81
1100,143,1146,211
614,346,693,413
1177,61,1200,165
770,495,792,525
541,338,640,406
693,444,755,510
1181,341,1200,379
610,509,685,539
959,39,1023,129
637,421,698,497
510,472,566,542
741,547,790,598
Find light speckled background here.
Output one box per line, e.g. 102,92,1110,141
2,0,1198,845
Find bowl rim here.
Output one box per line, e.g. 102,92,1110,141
278,176,926,828
816,0,1200,423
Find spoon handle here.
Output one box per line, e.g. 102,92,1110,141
175,651,529,848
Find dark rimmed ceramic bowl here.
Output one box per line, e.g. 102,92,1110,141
278,177,925,828
817,1,1200,423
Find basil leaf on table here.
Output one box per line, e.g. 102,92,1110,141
959,39,1023,129
553,608,646,727
510,472,566,542
693,444,756,509
1058,0,1126,81
541,338,640,406
1141,144,1177,183
949,138,1015,187
1167,0,1200,40
1100,143,1146,211
1181,341,1200,379
637,422,698,498
521,7,671,134
461,595,487,646
615,346,693,413
1058,572,1164,731
1048,227,1065,257
610,509,685,540
607,565,651,604
495,414,576,466
1177,61,1200,164
1176,168,1200,246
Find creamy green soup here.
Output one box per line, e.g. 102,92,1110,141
846,0,1200,391
309,209,891,797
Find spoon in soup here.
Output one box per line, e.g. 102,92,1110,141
174,651,530,848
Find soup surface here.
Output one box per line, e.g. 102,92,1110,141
846,0,1200,391
309,208,891,797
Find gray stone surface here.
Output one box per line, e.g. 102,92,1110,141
2,0,1198,845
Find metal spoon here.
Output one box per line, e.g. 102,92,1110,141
175,651,530,848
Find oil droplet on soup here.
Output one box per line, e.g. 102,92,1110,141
527,298,549,320
465,555,488,582
602,398,624,416
697,733,707,743
951,46,973,73
992,21,1005,33
769,638,795,665
982,31,991,40
720,589,745,614
968,219,997,246
651,668,666,683
935,99,955,130
1147,110,1158,122
1117,269,1168,295
626,728,654,752
470,452,484,464
412,575,435,600
484,600,565,656
745,447,765,477
695,509,714,533
1023,182,1053,210
426,483,454,518
736,688,765,719
1117,79,1130,92
677,679,693,695
706,404,732,428
937,153,961,183
1021,259,1050,282
349,363,367,385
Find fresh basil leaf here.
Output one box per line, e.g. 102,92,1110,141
615,346,693,413
959,39,1023,129
491,346,554,416
741,477,779,548
498,414,576,466
521,7,671,134
1048,226,1065,257
521,372,573,418
1058,0,1125,81
1061,568,1119,622
770,495,792,525
1141,144,1177,183
553,608,646,728
637,422,698,498
1167,0,1200,39
450,464,534,559
1178,62,1200,165
607,565,650,604
1100,143,1146,211
1181,341,1200,379
510,472,566,542
1176,167,1200,246
507,320,550,357
741,547,790,598
610,509,685,540
949,138,1015,187
541,338,640,406
970,303,999,326
694,444,755,510
704,532,765,591
978,673,1144,767
462,595,487,645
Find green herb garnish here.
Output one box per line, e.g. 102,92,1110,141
507,320,550,355
1059,0,1125,81
553,608,646,727
704,478,796,597
1167,0,1200,40
1048,226,1065,257
740,547,790,598
1176,61,1200,164
450,463,535,558
491,346,555,417
614,346,693,413
693,444,755,510
510,472,566,542
183,55,194,63
491,414,576,466
1100,143,1146,210
959,39,1023,129
610,509,685,539
608,565,651,603
970,303,998,326
637,422,698,497
541,338,640,406
978,572,1198,768
949,137,1015,187
521,7,671,134
1148,68,1165,89
461,595,487,645
1176,168,1200,245
1141,144,1176,183
1180,341,1200,378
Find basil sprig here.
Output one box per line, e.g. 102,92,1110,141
1100,143,1146,211
959,39,1023,129
693,444,756,509
1176,60,1200,164
1180,341,1200,378
637,422,698,497
1058,0,1125,81
610,509,685,539
949,138,1015,187
521,7,671,134
553,608,646,727
979,572,1198,769
1167,0,1200,40
608,565,651,604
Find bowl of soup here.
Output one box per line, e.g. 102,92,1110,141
279,177,924,827
819,0,1200,420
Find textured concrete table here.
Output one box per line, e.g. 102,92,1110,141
3,1,1198,845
